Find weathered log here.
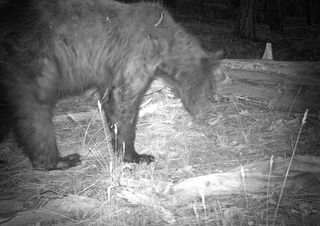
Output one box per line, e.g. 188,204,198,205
168,155,320,206
216,59,320,112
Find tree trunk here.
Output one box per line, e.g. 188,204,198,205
267,0,284,33
305,0,312,25
234,0,257,41
215,59,320,113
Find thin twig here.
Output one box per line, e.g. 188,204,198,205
272,109,309,225
266,155,273,226
287,85,302,117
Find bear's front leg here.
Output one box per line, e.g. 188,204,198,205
12,91,81,170
101,81,154,164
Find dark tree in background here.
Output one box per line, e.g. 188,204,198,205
305,0,311,25
267,0,284,33
234,0,257,41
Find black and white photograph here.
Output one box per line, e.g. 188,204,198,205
0,0,319,225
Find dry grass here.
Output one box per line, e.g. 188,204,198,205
1,85,319,225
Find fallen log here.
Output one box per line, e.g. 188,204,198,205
168,155,320,206
216,59,320,112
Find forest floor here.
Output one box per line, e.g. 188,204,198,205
1,6,320,226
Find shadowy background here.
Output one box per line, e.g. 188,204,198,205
118,0,320,61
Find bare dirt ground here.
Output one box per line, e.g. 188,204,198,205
1,7,320,226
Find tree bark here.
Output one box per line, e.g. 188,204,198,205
267,0,284,33
234,0,257,41
305,0,312,25
215,59,320,112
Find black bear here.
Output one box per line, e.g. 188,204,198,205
0,0,223,170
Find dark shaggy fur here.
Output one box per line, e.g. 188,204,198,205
0,0,222,170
